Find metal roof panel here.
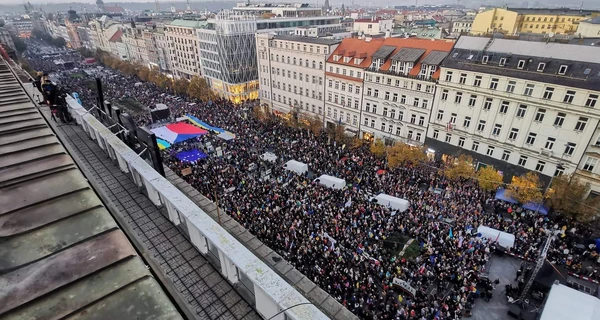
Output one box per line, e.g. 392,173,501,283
390,47,426,62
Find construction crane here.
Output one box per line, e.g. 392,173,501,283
155,0,160,13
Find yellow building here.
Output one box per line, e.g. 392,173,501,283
471,7,599,36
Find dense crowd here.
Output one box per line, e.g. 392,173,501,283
25,43,600,320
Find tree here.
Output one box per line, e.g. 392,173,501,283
350,137,363,149
477,166,503,191
152,72,170,88
387,142,427,168
331,124,347,144
308,115,323,137
172,78,189,95
370,138,386,157
137,66,150,81
187,75,214,101
507,172,543,204
253,106,268,122
443,155,475,180
546,174,600,221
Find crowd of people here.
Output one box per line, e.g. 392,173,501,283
24,43,600,320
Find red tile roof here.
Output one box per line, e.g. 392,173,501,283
327,37,455,80
108,29,123,42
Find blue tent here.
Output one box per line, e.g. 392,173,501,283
522,202,549,215
495,189,519,204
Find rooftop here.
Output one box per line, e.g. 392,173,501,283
167,19,208,28
274,34,341,45
509,7,598,16
581,16,600,24
0,58,183,319
327,37,386,69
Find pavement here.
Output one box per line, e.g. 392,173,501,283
466,253,522,320
42,109,260,320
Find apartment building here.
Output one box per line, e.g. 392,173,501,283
362,38,454,145
165,20,206,79
199,12,343,103
426,36,600,185
576,17,600,38
233,3,323,17
88,17,121,52
575,126,600,198
451,16,474,35
353,17,394,36
324,37,383,134
471,7,599,36
256,33,340,119
122,26,148,63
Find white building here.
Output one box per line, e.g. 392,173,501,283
233,3,323,17
353,17,394,36
361,38,454,144
576,16,600,38
426,36,600,186
324,37,383,134
575,125,600,198
165,19,206,79
451,15,474,35
256,33,340,119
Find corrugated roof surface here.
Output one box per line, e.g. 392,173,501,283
390,47,426,62
372,45,396,60
454,36,491,50
421,50,449,66
0,58,183,320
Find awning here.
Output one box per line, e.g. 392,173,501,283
495,188,519,204
522,202,549,215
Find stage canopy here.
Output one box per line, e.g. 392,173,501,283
176,149,208,162
477,226,515,249
540,283,600,320
284,160,308,174
151,122,208,144
495,188,518,204
315,175,346,190
373,194,410,212
261,152,277,163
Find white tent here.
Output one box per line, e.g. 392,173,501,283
261,152,278,163
283,160,308,174
540,283,600,320
315,175,346,190
477,226,515,249
373,194,410,212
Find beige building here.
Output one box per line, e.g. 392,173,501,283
471,7,598,36
353,17,394,36
575,126,600,198
165,20,206,79
576,17,600,38
426,36,600,186
256,33,339,119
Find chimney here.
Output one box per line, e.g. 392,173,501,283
385,30,391,38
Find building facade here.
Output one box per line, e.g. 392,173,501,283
256,33,339,119
451,16,474,35
471,8,599,36
165,20,206,79
0,27,16,51
353,18,394,36
426,36,600,185
576,17,600,38
233,3,323,18
324,38,383,134
574,126,600,198
362,38,454,145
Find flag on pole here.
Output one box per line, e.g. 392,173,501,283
449,227,453,239
495,231,501,243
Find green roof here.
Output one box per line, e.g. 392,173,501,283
167,19,208,28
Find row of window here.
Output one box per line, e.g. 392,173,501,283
446,71,599,107
366,75,434,93
326,107,358,126
271,40,328,54
270,80,324,101
328,65,363,78
268,68,324,85
326,92,360,109
327,79,361,94
366,88,430,108
362,117,424,141
269,53,324,70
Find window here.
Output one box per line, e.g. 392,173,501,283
472,141,479,152
473,75,482,87
477,120,486,132
445,133,452,143
564,142,576,156
371,119,375,128
411,114,416,124
392,93,398,102
469,95,477,107
422,99,429,109
502,150,510,161
575,117,588,131
413,98,420,107
499,101,509,114
545,137,555,150
366,88,372,96
419,116,425,126
554,112,566,127
583,157,598,172
450,113,457,124
517,60,526,69
524,84,535,96
586,94,598,107
385,92,390,100
506,81,516,93
459,73,467,84
518,155,528,166
509,128,519,140
483,98,493,110
526,132,537,145
563,90,575,103
558,65,568,75
383,107,388,117
364,117,369,126
537,62,546,72
441,89,448,101
445,71,453,82
433,130,439,139
516,105,527,118
398,111,403,121
464,116,471,128
458,137,465,147
532,108,546,122
499,58,507,66
482,55,489,64
490,78,499,90
437,110,444,121
535,161,546,172
493,124,502,136
401,95,407,104
455,92,463,104
543,87,554,100
487,146,495,156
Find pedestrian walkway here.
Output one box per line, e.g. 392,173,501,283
43,110,260,320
